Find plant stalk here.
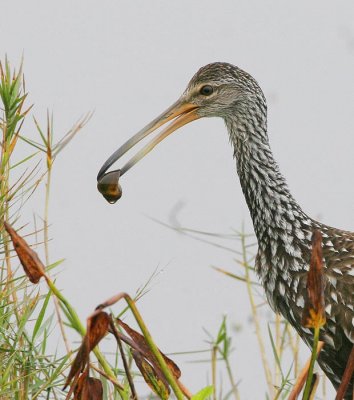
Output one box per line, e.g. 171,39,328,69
302,326,320,400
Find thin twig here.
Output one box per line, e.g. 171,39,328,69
109,316,138,399
309,373,320,400
90,363,125,390
224,355,241,400
211,346,217,400
275,313,281,388
177,380,192,399
335,344,354,400
41,114,72,356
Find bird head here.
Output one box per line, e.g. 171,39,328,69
97,62,265,183
182,62,264,118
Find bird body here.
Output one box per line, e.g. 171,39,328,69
213,63,354,394
98,62,354,397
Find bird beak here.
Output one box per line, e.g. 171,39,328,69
97,99,200,180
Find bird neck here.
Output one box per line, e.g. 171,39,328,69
224,102,312,254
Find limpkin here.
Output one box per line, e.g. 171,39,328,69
98,63,354,396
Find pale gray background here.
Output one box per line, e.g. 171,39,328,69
2,1,354,398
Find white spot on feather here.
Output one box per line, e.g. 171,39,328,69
330,292,338,302
325,304,332,315
296,295,304,308
278,282,285,296
327,276,337,286
322,334,335,347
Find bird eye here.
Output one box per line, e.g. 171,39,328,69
200,85,214,96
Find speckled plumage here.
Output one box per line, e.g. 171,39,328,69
189,63,354,396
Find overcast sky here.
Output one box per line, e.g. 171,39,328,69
2,1,354,398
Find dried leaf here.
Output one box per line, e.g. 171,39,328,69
81,377,103,400
302,230,326,328
64,338,90,389
4,222,45,283
132,349,170,400
87,312,110,351
74,368,103,400
118,319,181,379
64,312,109,389
73,369,88,399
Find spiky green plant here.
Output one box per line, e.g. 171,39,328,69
0,58,69,399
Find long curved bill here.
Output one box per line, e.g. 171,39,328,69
97,99,200,180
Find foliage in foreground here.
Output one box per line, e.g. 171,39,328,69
0,58,345,400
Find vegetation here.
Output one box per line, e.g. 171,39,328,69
1,58,347,399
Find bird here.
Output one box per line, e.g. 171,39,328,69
98,62,354,397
